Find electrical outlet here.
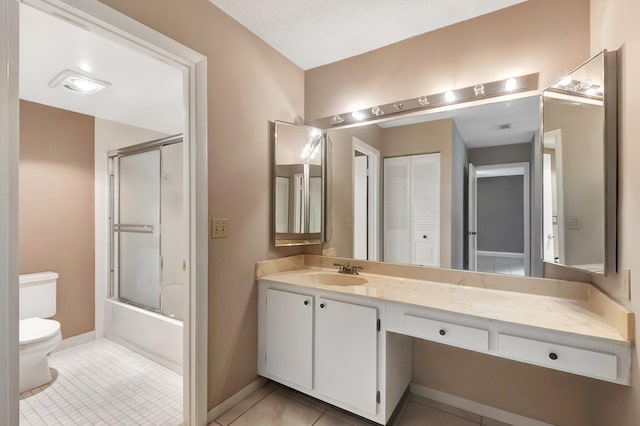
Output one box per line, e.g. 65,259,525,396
567,216,581,230
210,218,229,238
621,268,631,300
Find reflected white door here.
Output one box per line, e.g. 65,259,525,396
275,177,290,233
468,163,478,271
309,177,321,233
542,153,555,262
353,155,368,259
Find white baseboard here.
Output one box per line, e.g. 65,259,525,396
207,377,267,424
55,330,96,352
410,383,553,426
477,250,524,259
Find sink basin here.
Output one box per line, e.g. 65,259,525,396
302,273,368,286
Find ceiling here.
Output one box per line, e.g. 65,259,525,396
378,96,540,148
209,0,526,70
20,4,184,135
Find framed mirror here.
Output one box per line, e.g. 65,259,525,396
541,50,617,275
273,121,323,246
322,95,543,277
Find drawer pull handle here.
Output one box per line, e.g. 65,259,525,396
549,352,558,360
439,329,446,336
303,300,309,306
320,303,326,309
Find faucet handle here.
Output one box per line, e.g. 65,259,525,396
352,265,363,275
333,262,344,267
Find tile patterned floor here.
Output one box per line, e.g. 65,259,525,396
20,338,182,425
477,255,525,276
211,382,512,426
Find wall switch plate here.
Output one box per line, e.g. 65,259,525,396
210,218,229,239
621,268,631,300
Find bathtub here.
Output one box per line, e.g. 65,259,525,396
104,298,183,374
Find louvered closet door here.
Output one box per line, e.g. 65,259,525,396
411,153,440,266
384,156,411,263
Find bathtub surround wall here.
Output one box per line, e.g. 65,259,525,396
97,0,306,410
19,100,95,339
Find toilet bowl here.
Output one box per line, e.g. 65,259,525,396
19,272,62,393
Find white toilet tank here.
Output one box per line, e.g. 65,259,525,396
19,272,58,320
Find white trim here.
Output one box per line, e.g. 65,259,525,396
477,250,524,259
0,0,20,423
207,378,267,424
54,331,97,352
543,129,565,265
410,384,553,426
352,137,381,261
13,1,209,425
474,162,530,276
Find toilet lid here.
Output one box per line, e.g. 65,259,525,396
19,318,61,345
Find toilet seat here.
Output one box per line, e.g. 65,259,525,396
20,318,61,345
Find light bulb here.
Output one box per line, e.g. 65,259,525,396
352,110,364,120
558,76,572,86
67,78,98,92
505,77,517,91
444,91,456,102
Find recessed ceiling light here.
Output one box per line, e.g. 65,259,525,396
49,69,110,95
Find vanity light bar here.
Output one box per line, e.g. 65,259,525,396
320,73,538,128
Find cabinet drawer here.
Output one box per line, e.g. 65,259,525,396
498,334,618,381
402,314,489,351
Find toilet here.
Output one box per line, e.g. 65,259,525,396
19,272,62,393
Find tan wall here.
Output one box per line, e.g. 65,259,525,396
381,119,453,268
19,100,95,339
305,0,590,122
97,0,306,409
584,0,640,424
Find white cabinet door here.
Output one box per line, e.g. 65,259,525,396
265,289,313,389
315,298,378,415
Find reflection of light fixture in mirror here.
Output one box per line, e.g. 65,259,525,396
418,96,429,106
505,77,517,91
444,91,456,102
585,87,597,96
351,110,364,120
331,114,345,124
49,69,110,94
371,106,383,116
558,76,572,86
473,84,485,96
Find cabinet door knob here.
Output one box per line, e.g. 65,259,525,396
549,352,558,360
439,329,446,336
303,300,309,306
320,303,326,309
423,234,427,239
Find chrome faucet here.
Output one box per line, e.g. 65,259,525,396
333,262,364,275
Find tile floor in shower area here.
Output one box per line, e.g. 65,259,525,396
19,339,182,425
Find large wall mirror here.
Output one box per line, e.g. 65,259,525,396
541,50,617,275
273,121,323,246
323,96,543,277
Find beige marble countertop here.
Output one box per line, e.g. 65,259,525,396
259,266,630,344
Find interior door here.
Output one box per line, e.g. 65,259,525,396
468,163,478,271
410,153,440,267
383,156,411,263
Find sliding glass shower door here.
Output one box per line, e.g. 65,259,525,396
109,136,186,318
115,149,161,309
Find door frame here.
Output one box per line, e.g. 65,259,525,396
471,162,530,276
352,138,380,261
1,1,209,424
543,129,565,265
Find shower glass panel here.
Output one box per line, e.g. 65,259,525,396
118,150,161,309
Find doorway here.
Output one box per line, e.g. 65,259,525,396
468,162,530,276
1,0,208,424
352,138,380,261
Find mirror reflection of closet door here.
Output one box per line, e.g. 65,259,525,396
468,163,478,271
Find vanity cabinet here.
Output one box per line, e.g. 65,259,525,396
315,297,378,415
258,281,412,425
264,288,313,389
